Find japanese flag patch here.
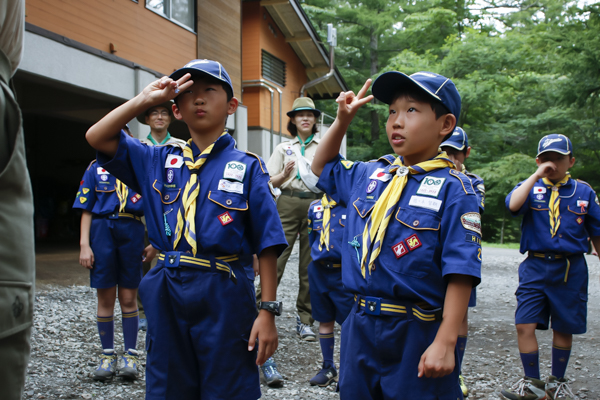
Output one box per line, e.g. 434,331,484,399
96,167,110,175
314,205,323,213
534,186,547,194
165,154,184,168
369,168,392,182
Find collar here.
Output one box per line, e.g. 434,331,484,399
147,132,172,145
541,176,576,198
290,135,318,146
380,155,452,182
191,131,233,158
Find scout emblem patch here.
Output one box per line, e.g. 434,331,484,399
218,212,234,226
392,241,408,259
340,159,354,169
286,148,293,156
79,197,87,204
82,188,90,194
461,212,482,235
165,154,183,168
100,175,108,181
366,180,378,194
535,194,545,201
223,161,246,182
167,169,175,183
416,177,446,197
577,200,589,213
405,234,422,251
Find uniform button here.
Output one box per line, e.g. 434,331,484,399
330,245,334,249
332,214,336,217
226,199,232,205
331,229,335,232
413,220,420,227
559,234,563,238
538,205,541,209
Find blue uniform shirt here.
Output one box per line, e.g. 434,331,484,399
317,155,482,308
307,196,347,263
97,131,287,279
73,160,144,216
465,170,485,214
506,177,600,254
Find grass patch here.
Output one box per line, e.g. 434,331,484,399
482,241,520,249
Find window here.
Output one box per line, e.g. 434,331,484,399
262,50,286,87
146,0,195,31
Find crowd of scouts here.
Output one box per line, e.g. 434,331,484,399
73,57,600,400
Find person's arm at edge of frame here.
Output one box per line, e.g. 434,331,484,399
311,79,374,177
248,247,279,365
85,74,193,157
79,210,94,269
508,161,557,212
591,237,600,282
417,274,473,378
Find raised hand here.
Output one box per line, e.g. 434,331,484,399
335,79,374,123
141,73,194,107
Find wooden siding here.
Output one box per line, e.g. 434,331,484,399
197,0,242,99
26,0,197,76
242,1,307,135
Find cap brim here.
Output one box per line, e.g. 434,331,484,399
372,71,442,105
136,101,174,125
286,107,322,118
169,68,233,98
537,148,571,157
441,143,466,151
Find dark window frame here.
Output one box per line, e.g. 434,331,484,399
262,50,286,88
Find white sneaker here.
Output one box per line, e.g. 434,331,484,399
295,315,316,342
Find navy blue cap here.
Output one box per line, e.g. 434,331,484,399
372,71,461,124
537,134,572,157
441,127,469,151
170,59,234,99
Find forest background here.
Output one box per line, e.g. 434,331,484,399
306,0,600,244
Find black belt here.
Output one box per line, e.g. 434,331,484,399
157,252,239,284
355,295,442,322
280,189,321,199
317,260,341,269
96,212,142,222
528,251,576,260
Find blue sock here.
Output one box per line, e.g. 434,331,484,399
319,332,335,368
456,335,468,373
97,315,114,350
122,310,139,351
520,351,540,379
552,344,571,379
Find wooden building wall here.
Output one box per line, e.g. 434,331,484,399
242,1,307,136
25,0,197,76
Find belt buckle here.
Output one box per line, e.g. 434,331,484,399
164,252,180,267
108,213,118,220
545,253,555,260
363,296,381,316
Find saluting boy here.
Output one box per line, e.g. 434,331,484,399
85,60,287,399
502,134,600,400
440,126,485,398
311,72,482,399
306,193,354,387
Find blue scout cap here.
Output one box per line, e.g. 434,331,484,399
537,134,572,157
441,127,469,151
170,59,234,99
372,71,461,123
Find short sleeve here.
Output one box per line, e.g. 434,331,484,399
307,203,317,247
265,145,284,177
472,177,485,214
585,190,600,237
248,164,288,257
506,180,530,216
96,130,154,194
317,154,367,206
72,165,96,211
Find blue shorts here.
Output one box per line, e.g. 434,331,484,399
89,217,144,289
468,288,476,307
308,261,354,325
139,252,260,400
515,254,588,334
339,299,463,400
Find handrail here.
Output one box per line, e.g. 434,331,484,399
243,79,283,147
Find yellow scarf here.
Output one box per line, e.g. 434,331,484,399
360,153,455,277
173,133,226,255
543,173,570,238
318,195,337,252
115,180,128,212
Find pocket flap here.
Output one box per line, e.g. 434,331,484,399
395,208,441,230
95,185,116,193
208,191,248,211
353,198,375,219
0,281,32,339
153,180,182,205
567,205,587,215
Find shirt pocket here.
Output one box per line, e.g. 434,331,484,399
383,208,441,278
353,197,376,219
202,190,249,247
0,281,32,339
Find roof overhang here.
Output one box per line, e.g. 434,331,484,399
259,0,348,100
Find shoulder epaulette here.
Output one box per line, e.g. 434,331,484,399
577,179,594,189
449,169,476,195
309,199,321,207
245,151,267,174
377,154,396,165
86,160,97,171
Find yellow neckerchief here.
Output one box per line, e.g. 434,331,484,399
318,195,337,252
543,173,571,238
115,180,128,212
173,133,227,255
360,153,455,277
461,164,467,174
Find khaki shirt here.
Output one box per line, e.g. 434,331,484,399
266,136,320,192
139,132,187,147
0,0,24,75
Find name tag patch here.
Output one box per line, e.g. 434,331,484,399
409,195,443,212
218,211,234,226
461,212,482,236
165,154,183,168
218,179,244,194
534,186,547,194
416,177,446,197
223,161,246,182
369,168,392,182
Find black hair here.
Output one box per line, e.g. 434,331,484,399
440,146,468,157
173,74,233,107
286,113,319,137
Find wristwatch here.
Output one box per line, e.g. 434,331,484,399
259,301,282,316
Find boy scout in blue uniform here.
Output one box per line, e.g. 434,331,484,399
440,126,485,397
312,72,482,399
73,147,146,381
85,60,287,399
306,194,354,387
502,134,600,400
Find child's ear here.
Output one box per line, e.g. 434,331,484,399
227,97,239,115
536,157,542,166
440,114,456,137
465,146,471,159
569,156,576,168
172,103,184,121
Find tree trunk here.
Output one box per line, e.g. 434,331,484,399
370,27,379,143
500,208,505,244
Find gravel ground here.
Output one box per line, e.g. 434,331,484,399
23,246,600,399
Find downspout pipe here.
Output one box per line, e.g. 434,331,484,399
243,79,283,145
242,83,274,154
300,42,335,97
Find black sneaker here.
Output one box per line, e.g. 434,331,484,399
309,364,338,387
